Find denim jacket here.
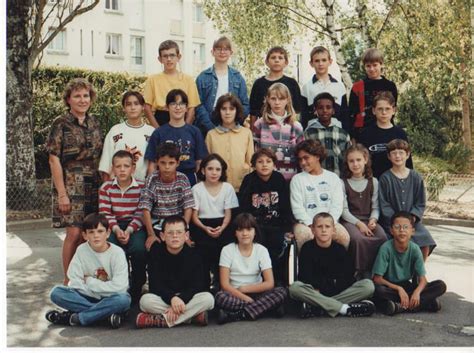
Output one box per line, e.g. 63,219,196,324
195,65,249,135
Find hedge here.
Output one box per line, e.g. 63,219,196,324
33,67,147,178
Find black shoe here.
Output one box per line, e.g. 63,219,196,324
69,313,81,326
421,298,441,312
347,300,376,317
45,310,73,326
384,300,405,316
109,313,122,329
299,302,324,318
217,309,247,325
273,304,285,318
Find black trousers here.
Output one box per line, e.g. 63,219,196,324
257,224,287,284
374,279,446,307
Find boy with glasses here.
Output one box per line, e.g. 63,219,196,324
144,90,208,185
143,40,201,128
195,36,249,137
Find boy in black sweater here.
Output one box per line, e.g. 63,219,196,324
136,215,214,328
289,213,375,318
238,148,294,283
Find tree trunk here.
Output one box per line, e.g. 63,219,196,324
7,0,37,210
322,0,353,90
460,62,472,150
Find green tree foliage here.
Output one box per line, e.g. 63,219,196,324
32,67,146,178
203,0,293,82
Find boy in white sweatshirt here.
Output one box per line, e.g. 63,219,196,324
46,213,131,329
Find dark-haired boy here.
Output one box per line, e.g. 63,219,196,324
46,213,130,329
195,36,249,136
301,46,348,130
249,46,302,128
372,211,446,315
238,148,294,283
144,89,208,186
136,215,214,328
139,142,195,251
144,40,200,128
289,213,375,318
304,92,351,176
99,150,146,304
348,48,398,140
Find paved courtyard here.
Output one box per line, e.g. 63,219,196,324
6,223,474,347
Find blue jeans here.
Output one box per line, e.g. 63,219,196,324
50,286,131,325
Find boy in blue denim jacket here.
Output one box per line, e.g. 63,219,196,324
195,36,249,137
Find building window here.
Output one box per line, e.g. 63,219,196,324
130,36,144,65
105,0,120,11
47,28,67,52
193,42,205,69
193,3,204,22
106,33,121,55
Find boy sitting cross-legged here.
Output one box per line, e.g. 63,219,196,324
372,211,446,315
289,213,375,318
136,215,214,328
46,213,131,329
99,150,146,304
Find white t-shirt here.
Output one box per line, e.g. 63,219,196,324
219,243,272,288
213,73,229,107
290,169,344,226
192,181,239,218
99,121,155,181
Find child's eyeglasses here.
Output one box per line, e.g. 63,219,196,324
169,102,187,108
392,224,411,231
214,47,231,53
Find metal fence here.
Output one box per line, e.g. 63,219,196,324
5,174,474,222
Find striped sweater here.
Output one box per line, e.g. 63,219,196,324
98,178,144,232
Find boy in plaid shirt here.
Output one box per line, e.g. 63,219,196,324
304,92,351,176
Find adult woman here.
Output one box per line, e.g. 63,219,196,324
46,78,103,284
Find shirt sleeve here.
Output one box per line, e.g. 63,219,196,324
191,184,201,211
258,245,272,271
186,77,201,108
182,178,195,210
370,178,380,220
98,184,118,230
372,244,390,276
329,177,344,221
341,180,360,225
252,119,262,146
144,129,160,162
194,127,208,161
224,184,239,210
67,252,88,292
98,129,114,175
412,244,426,277
219,245,232,268
290,175,312,226
143,76,155,107
245,128,254,168
45,117,64,157
410,172,426,221
237,73,250,118
249,79,261,117
137,176,155,212
378,174,396,221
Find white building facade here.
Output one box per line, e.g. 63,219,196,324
40,0,339,84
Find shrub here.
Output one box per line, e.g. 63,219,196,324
32,67,146,178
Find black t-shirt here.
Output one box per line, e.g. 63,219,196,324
249,75,302,116
238,171,293,231
148,243,206,304
298,240,355,296
358,124,414,179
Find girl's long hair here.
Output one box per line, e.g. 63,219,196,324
261,82,297,125
342,144,373,179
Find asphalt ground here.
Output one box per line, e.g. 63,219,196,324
6,224,474,347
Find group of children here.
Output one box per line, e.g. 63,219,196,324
45,36,446,330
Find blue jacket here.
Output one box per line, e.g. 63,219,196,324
195,65,249,134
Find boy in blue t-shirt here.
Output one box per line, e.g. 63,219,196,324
372,211,446,315
145,89,208,186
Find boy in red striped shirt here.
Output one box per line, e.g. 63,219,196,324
99,150,146,304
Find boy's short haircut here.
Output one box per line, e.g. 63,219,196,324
310,46,331,61
63,78,96,108
390,211,415,227
313,92,336,108
212,93,244,125
197,153,228,182
386,139,411,154
161,215,187,233
295,139,327,162
83,213,109,231
362,48,384,65
112,150,134,165
251,148,277,167
232,213,261,243
156,142,181,162
312,212,335,226
158,40,180,56
265,46,288,62
121,91,145,107
166,89,189,106
213,36,232,50
373,91,396,107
